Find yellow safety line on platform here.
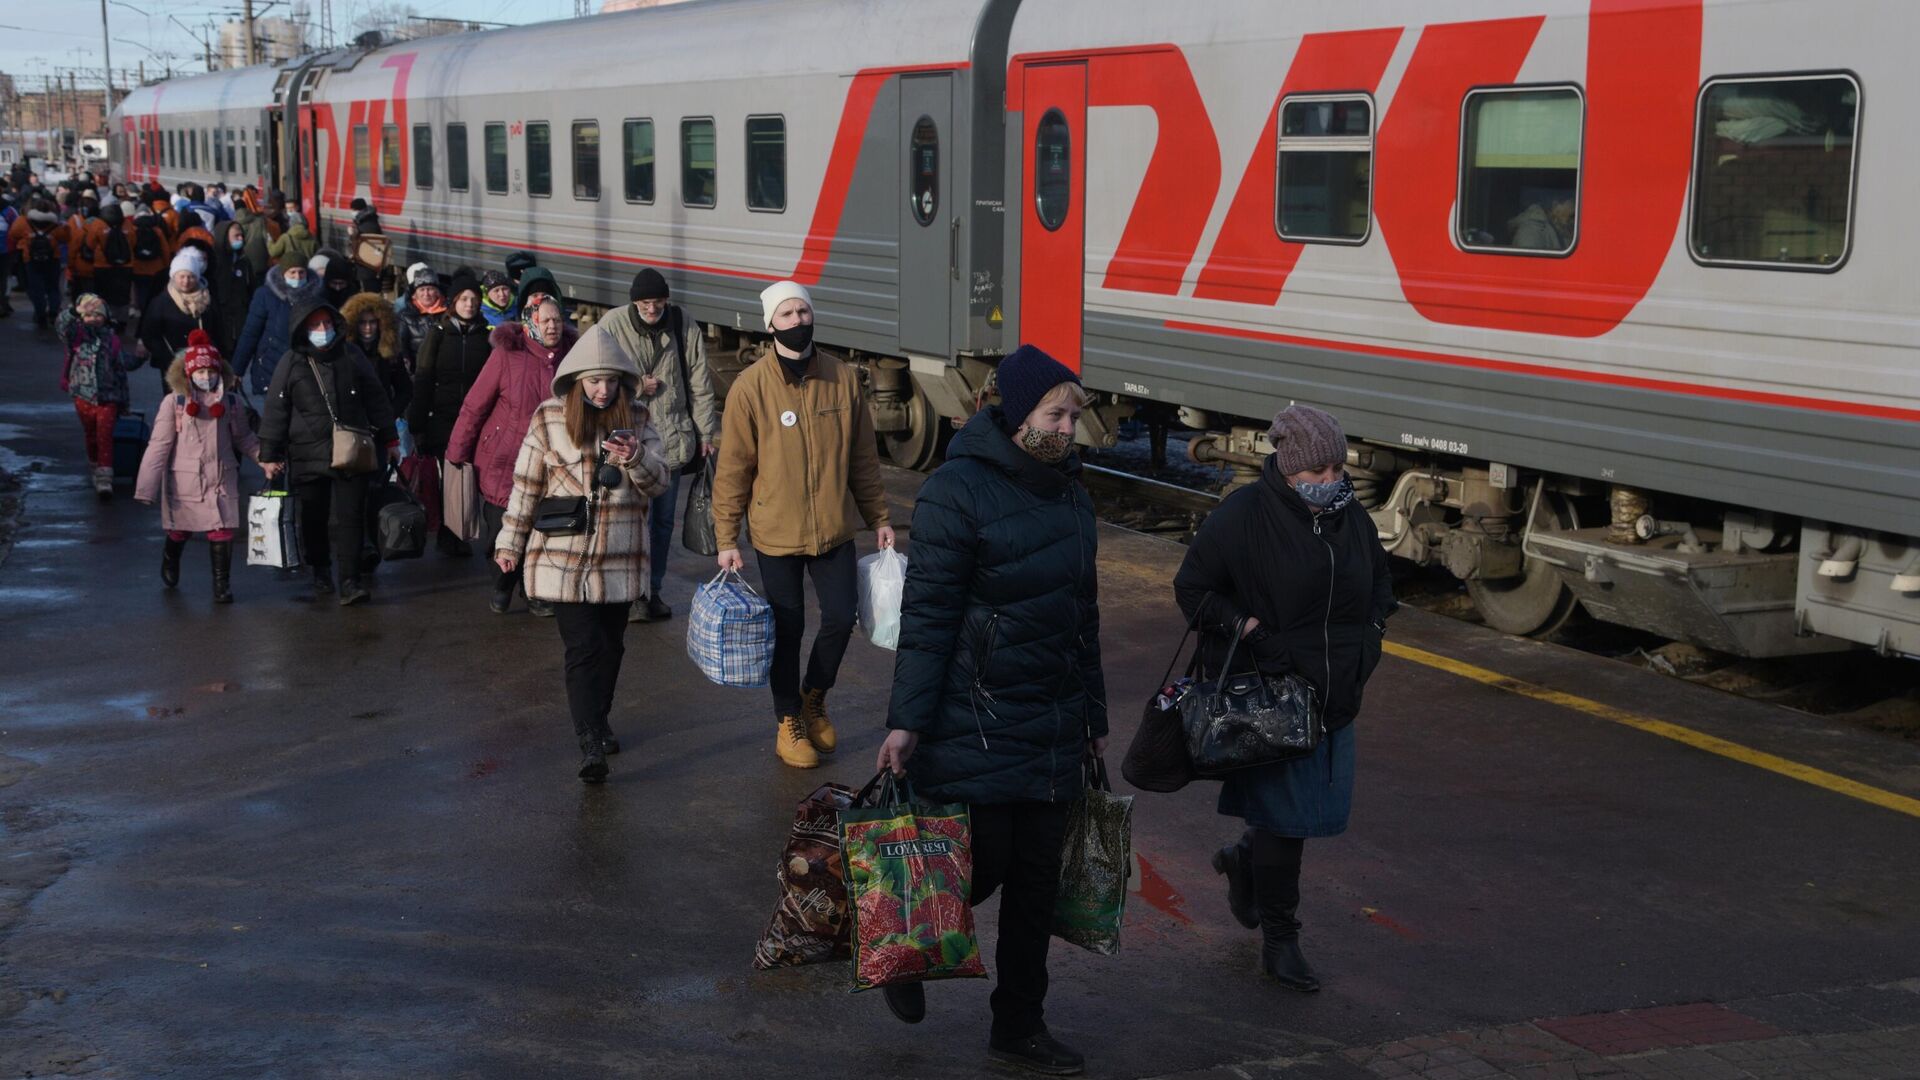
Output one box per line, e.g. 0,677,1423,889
1383,641,1920,821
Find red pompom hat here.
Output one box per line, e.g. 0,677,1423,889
181,330,226,419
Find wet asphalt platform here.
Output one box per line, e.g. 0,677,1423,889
3,313,1919,1080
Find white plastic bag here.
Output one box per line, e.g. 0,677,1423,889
857,548,908,651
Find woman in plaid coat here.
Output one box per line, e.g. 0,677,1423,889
493,317,672,782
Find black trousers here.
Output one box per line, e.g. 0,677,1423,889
291,469,371,579
553,601,631,753
755,541,857,718
482,501,522,597
969,800,1072,1042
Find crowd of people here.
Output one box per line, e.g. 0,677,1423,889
6,163,1399,1078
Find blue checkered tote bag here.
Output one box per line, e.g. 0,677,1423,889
688,569,776,688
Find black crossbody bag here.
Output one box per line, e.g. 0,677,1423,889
532,448,604,537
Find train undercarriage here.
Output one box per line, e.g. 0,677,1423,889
626,311,1918,663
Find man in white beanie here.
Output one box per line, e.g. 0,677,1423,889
712,280,893,769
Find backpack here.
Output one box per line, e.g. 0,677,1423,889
133,216,166,261
26,230,57,268
101,225,132,267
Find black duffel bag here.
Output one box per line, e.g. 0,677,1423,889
366,467,427,561
1179,619,1321,777
682,455,718,556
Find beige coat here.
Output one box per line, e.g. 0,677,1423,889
586,302,719,470
711,350,889,557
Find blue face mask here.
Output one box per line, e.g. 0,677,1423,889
307,326,336,349
1294,475,1350,509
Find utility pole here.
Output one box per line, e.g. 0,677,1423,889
99,0,115,128
244,0,259,66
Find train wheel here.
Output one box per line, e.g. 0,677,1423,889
1464,493,1580,638
880,383,947,471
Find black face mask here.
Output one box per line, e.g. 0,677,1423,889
772,322,813,354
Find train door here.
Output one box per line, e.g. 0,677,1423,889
265,108,283,192
899,74,955,358
296,105,321,227
1017,62,1086,371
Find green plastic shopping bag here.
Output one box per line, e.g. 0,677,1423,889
1051,755,1134,955
838,771,988,991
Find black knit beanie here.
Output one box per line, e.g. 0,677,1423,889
629,267,669,302
996,344,1081,425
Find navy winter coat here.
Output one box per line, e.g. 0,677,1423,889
888,407,1107,806
233,272,320,395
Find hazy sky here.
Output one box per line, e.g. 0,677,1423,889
0,1,576,92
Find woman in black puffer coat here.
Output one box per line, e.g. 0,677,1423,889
1172,404,1396,994
406,271,493,555
259,295,399,606
877,345,1105,1077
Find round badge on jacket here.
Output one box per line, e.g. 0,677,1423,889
780,410,797,428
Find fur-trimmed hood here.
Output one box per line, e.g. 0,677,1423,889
339,291,399,362
165,354,240,396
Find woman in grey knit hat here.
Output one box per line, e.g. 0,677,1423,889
1170,404,1397,990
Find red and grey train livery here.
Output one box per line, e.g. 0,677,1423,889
110,0,1920,660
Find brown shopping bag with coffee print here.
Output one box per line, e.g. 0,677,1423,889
753,782,860,969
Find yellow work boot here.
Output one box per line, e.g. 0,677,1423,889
801,687,838,754
776,714,820,769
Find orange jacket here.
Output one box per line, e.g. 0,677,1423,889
128,211,175,276
66,214,93,275
8,216,72,262
81,217,137,275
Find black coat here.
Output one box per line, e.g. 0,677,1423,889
1172,457,1397,730
210,245,258,348
888,408,1107,805
259,296,399,477
406,315,492,454
138,289,226,368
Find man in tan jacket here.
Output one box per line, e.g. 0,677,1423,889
714,280,893,769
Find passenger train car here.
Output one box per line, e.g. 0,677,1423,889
109,0,1920,660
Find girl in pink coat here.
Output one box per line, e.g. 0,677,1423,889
135,329,262,603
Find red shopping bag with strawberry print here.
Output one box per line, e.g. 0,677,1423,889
838,771,987,991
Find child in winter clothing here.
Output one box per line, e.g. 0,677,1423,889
134,330,262,603
56,292,132,498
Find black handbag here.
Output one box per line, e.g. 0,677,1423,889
533,495,588,536
1179,619,1321,777
682,455,718,556
1120,611,1205,794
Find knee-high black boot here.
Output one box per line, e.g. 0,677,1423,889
210,540,234,604
1211,830,1259,930
160,536,185,589
1249,830,1317,992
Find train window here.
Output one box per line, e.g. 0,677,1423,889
191,130,199,171
353,123,371,185
214,128,224,174
257,127,265,177
381,124,402,187
447,123,470,192
413,125,434,189
1276,94,1373,243
745,116,785,212
166,130,174,168
573,121,600,201
1457,86,1583,255
240,133,248,176
1690,73,1859,271
622,119,654,203
484,122,508,194
910,115,939,226
228,128,238,173
202,130,209,172
681,118,715,208
527,122,552,198
1034,108,1071,232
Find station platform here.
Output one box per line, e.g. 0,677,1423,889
2,314,1918,1079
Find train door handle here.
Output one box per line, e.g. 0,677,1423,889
950,218,959,280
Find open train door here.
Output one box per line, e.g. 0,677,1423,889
1017,62,1086,371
